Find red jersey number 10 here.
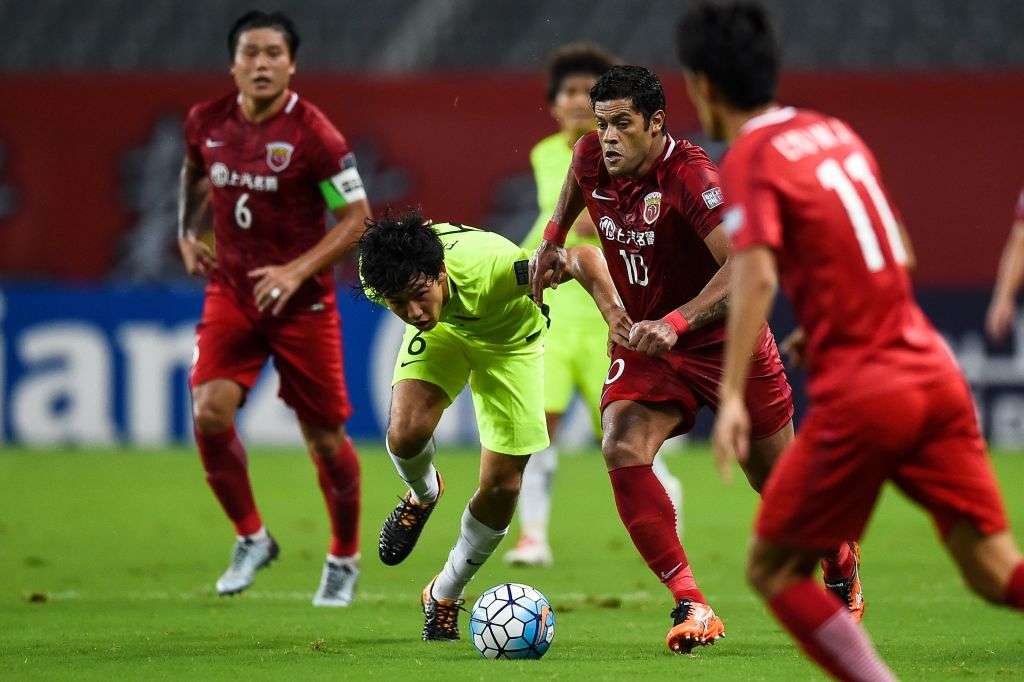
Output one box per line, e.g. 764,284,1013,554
815,152,908,272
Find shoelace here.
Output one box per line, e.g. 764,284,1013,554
426,599,465,636
395,495,429,529
670,600,692,625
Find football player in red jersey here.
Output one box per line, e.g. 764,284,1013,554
986,187,1024,341
680,3,1024,679
177,11,371,606
532,65,863,653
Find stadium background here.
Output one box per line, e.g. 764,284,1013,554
2,0,1024,448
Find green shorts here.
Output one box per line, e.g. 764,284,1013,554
543,290,609,436
392,323,549,456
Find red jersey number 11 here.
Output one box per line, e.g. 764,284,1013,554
816,152,908,272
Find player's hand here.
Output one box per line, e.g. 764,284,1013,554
781,326,807,368
986,295,1016,343
530,240,567,304
711,394,750,484
605,306,634,354
248,263,304,316
628,320,677,357
178,234,216,277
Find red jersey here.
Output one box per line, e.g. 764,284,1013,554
721,107,956,403
572,131,727,350
184,91,357,312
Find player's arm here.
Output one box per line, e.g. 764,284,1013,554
560,245,633,349
987,219,1024,341
629,224,731,357
250,198,372,315
712,245,779,481
530,164,588,303
177,156,216,277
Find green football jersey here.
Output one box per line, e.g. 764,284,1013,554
433,222,546,346
520,132,604,326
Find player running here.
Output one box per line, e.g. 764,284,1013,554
507,43,684,568
532,65,864,654
178,11,370,606
358,211,617,641
678,3,1024,679
986,186,1024,342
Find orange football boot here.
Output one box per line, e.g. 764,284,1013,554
824,541,865,622
666,599,726,654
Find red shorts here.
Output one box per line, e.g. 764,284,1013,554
756,373,1009,549
189,283,352,428
600,328,794,439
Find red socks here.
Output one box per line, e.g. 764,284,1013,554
769,579,894,681
1005,561,1024,609
195,426,262,536
313,436,362,558
609,465,705,603
822,542,856,582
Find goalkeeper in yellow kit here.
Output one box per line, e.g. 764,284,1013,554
505,44,683,567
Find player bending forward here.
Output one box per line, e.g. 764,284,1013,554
532,65,862,654
179,11,370,605
677,3,1024,679
359,211,617,640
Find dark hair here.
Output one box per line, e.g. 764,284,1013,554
589,65,667,127
676,1,779,110
227,10,300,59
546,42,618,103
358,209,444,301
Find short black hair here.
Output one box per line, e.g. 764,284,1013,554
227,10,300,60
546,42,618,102
358,209,444,301
589,65,667,128
676,1,779,110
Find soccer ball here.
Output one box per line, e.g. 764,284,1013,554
469,583,555,659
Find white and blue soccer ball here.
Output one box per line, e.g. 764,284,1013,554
469,583,555,659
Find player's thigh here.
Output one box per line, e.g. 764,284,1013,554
571,321,612,439
541,334,575,416
268,308,351,429
894,378,1010,541
756,409,893,551
190,286,267,396
601,399,686,471
945,524,1022,601
467,342,549,457
389,325,469,452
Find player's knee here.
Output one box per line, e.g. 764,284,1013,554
307,432,342,460
745,553,777,597
962,567,1008,603
386,420,433,459
602,435,648,470
477,471,523,507
193,399,234,435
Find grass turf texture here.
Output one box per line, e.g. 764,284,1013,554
2,445,1022,680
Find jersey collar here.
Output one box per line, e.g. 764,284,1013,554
738,106,797,136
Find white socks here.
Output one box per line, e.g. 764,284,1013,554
516,446,557,543
387,437,439,504
433,507,507,600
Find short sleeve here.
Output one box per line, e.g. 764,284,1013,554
665,151,726,240
486,242,533,304
183,105,204,166
720,143,783,251
307,109,367,210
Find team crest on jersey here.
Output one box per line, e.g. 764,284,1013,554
642,192,662,224
265,142,294,172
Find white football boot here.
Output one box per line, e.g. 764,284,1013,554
503,536,554,567
312,556,359,607
215,534,279,596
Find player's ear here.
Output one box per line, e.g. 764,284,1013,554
650,110,666,136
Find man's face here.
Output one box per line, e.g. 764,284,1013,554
593,98,664,177
683,71,725,141
552,73,599,138
384,271,447,331
231,28,295,101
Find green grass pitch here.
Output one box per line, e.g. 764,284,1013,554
1,445,1022,680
